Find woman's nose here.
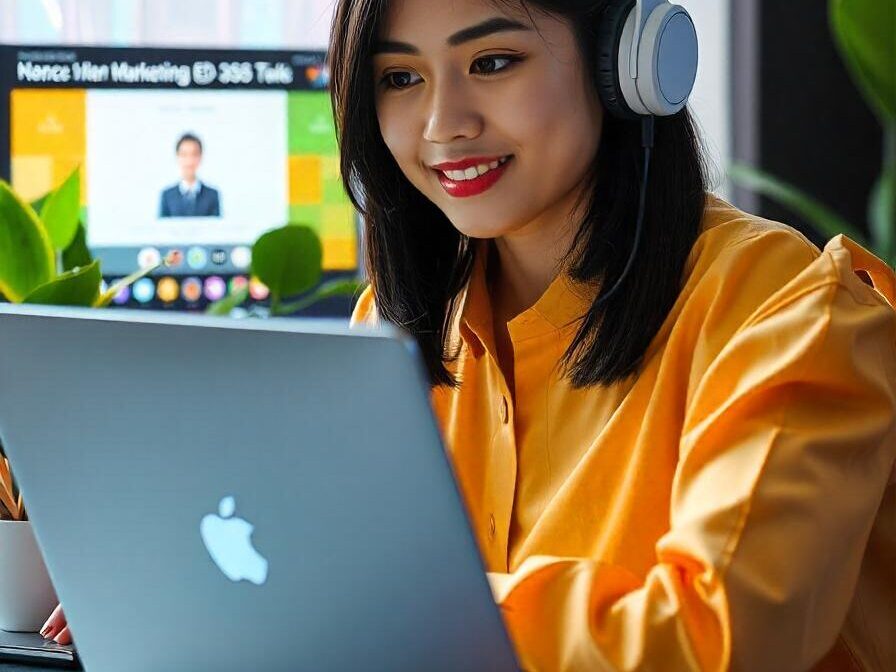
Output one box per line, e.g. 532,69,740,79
422,80,483,144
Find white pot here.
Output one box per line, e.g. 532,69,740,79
0,520,58,632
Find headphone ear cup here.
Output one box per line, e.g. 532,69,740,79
596,0,641,120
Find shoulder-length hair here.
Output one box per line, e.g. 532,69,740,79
329,0,708,389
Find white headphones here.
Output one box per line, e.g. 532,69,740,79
591,1,699,307
596,0,699,119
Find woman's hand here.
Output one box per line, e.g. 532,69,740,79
39,603,72,645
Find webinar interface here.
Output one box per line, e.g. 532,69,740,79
0,45,358,312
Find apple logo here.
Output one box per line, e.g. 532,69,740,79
200,496,269,585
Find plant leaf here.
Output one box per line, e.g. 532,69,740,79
869,164,896,262
23,260,102,306
273,278,366,316
93,262,163,307
62,222,93,271
0,180,56,301
251,224,323,300
830,0,896,122
39,166,82,251
30,194,48,215
205,285,250,316
310,277,366,301
728,163,869,246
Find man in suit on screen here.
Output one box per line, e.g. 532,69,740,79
158,133,222,218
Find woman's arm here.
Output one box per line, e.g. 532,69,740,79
487,277,896,671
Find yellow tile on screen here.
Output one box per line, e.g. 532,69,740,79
288,155,322,205
11,156,54,202
323,238,357,270
11,90,86,156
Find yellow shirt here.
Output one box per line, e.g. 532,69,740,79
350,194,896,672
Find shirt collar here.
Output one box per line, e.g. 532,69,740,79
179,180,200,197
456,238,597,358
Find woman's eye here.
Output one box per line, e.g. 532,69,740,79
381,70,422,90
379,55,521,90
471,55,520,75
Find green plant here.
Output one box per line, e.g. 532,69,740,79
0,169,160,308
206,223,365,317
729,0,896,266
0,168,159,520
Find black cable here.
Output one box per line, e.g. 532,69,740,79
596,114,655,306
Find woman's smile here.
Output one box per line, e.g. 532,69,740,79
432,155,514,197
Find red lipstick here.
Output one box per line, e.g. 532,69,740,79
431,155,513,198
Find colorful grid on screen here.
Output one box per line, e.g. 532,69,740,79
287,91,356,270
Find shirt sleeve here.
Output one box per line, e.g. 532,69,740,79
349,283,377,328
487,272,896,671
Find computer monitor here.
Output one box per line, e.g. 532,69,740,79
0,45,360,314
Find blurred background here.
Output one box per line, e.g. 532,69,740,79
0,0,891,318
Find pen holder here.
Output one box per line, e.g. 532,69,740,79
0,520,58,632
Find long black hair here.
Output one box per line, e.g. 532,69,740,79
329,0,708,388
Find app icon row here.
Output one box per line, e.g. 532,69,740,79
106,275,269,305
137,245,251,271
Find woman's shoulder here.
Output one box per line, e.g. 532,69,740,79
690,192,821,280
673,193,896,387
685,192,895,315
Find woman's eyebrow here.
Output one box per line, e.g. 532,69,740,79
374,17,532,55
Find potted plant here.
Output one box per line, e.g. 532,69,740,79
0,439,58,632
0,169,157,632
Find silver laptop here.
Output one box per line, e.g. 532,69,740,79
0,304,518,672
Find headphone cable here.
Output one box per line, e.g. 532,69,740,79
596,114,655,306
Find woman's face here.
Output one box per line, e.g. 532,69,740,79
373,0,603,240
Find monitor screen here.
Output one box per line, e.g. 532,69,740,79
0,45,359,313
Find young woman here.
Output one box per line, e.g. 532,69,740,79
335,0,896,670
41,1,895,669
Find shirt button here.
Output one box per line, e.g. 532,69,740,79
500,395,509,424
488,514,497,540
